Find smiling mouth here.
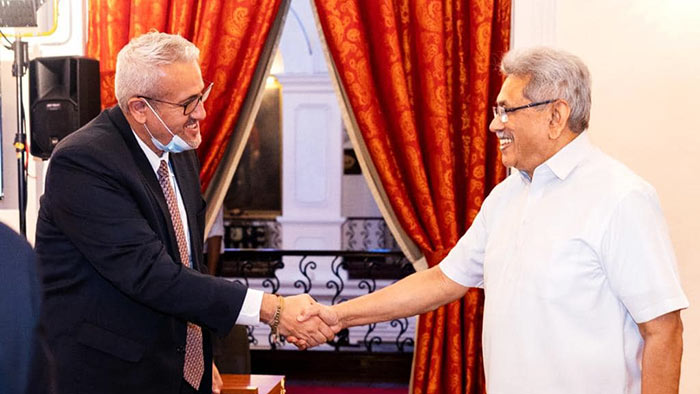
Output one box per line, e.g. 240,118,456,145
185,120,199,131
497,132,513,150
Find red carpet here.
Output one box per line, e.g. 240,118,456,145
285,384,407,394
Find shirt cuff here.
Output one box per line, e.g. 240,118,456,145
235,288,264,326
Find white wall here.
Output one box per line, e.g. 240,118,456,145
0,0,85,242
514,0,700,392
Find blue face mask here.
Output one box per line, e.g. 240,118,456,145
142,99,194,153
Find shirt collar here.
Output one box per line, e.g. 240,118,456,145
542,131,593,181
131,129,170,174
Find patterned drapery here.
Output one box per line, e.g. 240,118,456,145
86,0,284,191
314,0,511,392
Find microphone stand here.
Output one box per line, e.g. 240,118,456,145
11,34,29,237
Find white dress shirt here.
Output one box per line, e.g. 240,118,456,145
132,131,263,325
439,131,688,394
204,206,225,254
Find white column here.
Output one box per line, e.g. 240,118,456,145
274,74,344,310
277,74,344,251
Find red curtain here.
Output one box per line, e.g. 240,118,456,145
86,0,283,191
314,1,510,392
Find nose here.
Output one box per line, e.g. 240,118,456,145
191,99,207,120
489,115,503,133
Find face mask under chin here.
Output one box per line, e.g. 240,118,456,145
141,100,194,153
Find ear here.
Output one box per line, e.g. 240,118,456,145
127,98,149,124
548,99,571,139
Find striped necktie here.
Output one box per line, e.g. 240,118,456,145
157,160,204,390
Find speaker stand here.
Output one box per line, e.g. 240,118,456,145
11,34,29,237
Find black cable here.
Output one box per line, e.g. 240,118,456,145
0,29,13,46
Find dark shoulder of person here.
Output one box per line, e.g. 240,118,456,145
0,223,56,394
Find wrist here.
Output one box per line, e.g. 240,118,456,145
260,293,279,324
332,304,348,330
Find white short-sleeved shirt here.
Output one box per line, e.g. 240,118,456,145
439,132,688,394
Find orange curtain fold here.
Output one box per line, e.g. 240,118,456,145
86,0,284,191
314,0,510,392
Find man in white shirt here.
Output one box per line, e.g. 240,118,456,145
296,47,688,394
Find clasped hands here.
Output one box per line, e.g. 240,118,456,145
270,294,341,350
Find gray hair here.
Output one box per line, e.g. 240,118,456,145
501,47,591,133
115,31,200,111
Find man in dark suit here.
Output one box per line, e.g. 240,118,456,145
34,32,333,394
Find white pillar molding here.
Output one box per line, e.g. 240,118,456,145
273,73,344,309
277,73,344,251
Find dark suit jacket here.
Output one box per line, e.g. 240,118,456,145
35,106,247,394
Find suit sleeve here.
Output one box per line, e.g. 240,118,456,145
43,145,246,334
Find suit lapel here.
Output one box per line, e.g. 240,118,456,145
107,107,181,264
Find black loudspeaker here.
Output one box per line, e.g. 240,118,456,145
29,56,101,159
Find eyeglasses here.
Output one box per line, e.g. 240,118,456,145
492,99,556,123
139,82,214,116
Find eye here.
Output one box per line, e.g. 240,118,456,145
182,97,200,114
182,96,198,107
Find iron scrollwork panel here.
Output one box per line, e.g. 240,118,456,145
221,250,415,353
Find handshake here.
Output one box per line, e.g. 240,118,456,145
261,293,344,350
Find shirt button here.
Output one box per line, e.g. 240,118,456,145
176,345,185,353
